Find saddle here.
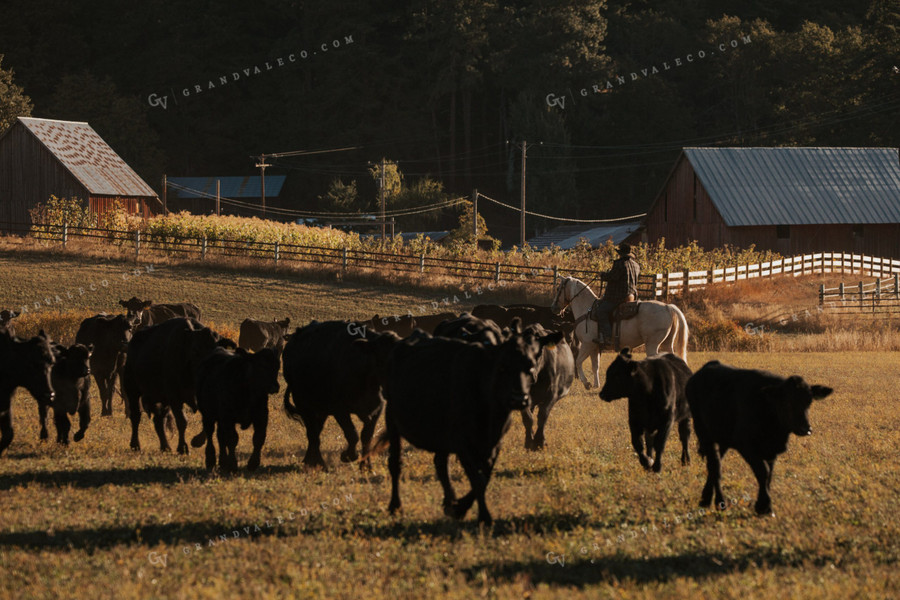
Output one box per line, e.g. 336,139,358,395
589,295,639,350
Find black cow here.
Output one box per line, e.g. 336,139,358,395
0,330,55,456
473,304,577,349
119,297,202,329
282,320,385,468
190,347,280,472
411,312,459,334
599,349,693,472
686,361,833,515
521,323,575,451
238,317,290,359
40,343,92,444
75,314,134,416
368,314,416,338
123,317,224,453
0,310,19,336
363,326,562,524
434,315,574,451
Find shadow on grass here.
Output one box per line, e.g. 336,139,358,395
463,549,833,587
0,519,295,550
343,511,592,541
0,464,296,490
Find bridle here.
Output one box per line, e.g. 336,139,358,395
552,276,597,315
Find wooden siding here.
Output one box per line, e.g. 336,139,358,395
0,121,157,229
641,154,900,259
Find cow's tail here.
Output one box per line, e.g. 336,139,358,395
360,430,391,463
668,304,690,365
282,386,305,426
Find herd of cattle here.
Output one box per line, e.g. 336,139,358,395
0,298,833,524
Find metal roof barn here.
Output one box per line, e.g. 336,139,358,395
639,147,900,259
0,117,160,228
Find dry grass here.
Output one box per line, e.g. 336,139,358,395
1,251,899,598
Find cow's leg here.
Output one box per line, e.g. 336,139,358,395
0,409,13,456
97,372,113,417
335,412,360,462
533,400,556,450
116,358,129,418
301,412,327,468
434,452,457,516
387,424,403,515
202,414,217,470
216,425,232,473
678,417,691,466
150,405,171,452
128,403,141,451
456,451,492,525
172,406,189,455
358,405,382,470
746,455,775,516
38,403,49,440
54,409,71,445
74,387,91,442
247,401,268,471
520,407,535,450
650,419,673,473
224,426,239,473
629,418,653,470
701,445,726,509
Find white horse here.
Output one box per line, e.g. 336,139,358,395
550,276,689,389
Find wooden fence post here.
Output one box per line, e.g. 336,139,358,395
876,278,881,298
858,281,864,310
420,254,425,273
201,236,207,260
553,265,558,289
495,262,501,283
895,274,899,299
819,284,824,307
62,221,68,249
134,230,141,260
342,248,348,270
839,282,844,302
274,242,280,264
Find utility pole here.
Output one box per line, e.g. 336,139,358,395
380,157,386,242
256,155,271,219
471,189,478,244
216,179,220,216
520,140,527,247
161,174,167,214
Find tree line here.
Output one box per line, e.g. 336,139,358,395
0,0,897,244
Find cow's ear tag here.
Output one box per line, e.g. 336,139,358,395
546,343,557,350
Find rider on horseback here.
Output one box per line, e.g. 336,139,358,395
594,243,641,345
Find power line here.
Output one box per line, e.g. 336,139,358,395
476,192,646,223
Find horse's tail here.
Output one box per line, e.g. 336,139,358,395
667,304,690,364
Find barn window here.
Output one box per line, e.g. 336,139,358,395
852,224,864,238
776,225,790,240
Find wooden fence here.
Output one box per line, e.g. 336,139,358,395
819,275,900,315
6,222,900,301
655,252,900,300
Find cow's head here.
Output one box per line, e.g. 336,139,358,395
492,328,563,410
52,343,92,413
763,375,833,436
599,348,638,402
15,330,56,407
119,297,152,321
233,347,280,428
275,317,291,332
0,309,19,325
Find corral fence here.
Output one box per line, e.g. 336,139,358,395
657,252,900,300
5,221,900,302
819,275,900,315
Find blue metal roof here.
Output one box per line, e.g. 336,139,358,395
169,176,286,199
684,147,900,226
527,222,641,250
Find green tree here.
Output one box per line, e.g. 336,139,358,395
318,178,360,211
0,55,33,134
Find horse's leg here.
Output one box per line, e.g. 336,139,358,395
590,348,601,388
574,342,595,390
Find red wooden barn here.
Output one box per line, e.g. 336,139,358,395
637,147,900,259
0,116,161,229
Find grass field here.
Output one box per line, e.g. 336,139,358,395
1,250,899,599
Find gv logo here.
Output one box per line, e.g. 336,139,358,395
147,93,169,110
545,93,567,109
